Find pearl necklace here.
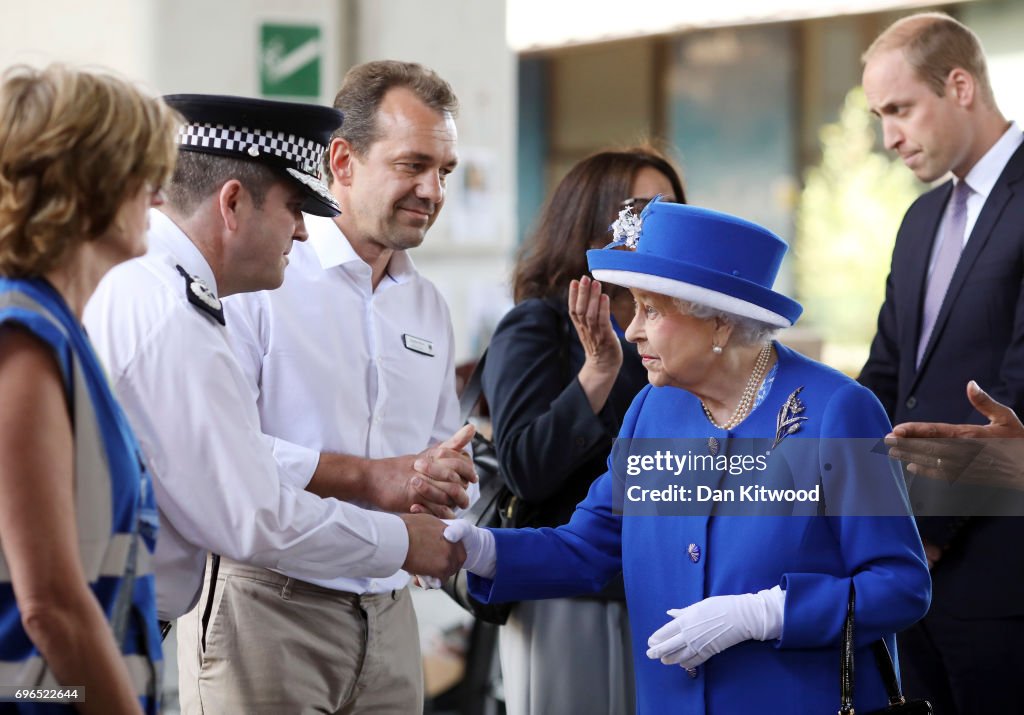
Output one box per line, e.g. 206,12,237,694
701,342,773,431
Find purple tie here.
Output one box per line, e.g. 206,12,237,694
917,180,972,367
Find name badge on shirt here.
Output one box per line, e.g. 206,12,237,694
403,334,435,357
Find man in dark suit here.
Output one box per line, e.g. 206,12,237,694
859,11,1024,714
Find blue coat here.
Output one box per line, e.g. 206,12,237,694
470,343,931,714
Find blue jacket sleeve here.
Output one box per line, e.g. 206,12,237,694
467,470,624,602
467,386,652,603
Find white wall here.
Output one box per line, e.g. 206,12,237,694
149,0,343,100
0,0,155,80
0,0,344,97
1,0,516,362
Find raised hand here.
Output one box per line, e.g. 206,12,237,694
568,275,623,413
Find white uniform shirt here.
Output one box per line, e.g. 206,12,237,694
84,210,408,619
223,213,464,594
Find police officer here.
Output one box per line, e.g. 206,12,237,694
83,95,465,641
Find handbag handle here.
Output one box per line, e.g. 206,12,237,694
840,586,855,714
460,349,488,424
871,637,908,708
841,582,910,714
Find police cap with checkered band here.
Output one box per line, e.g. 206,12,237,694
163,94,342,217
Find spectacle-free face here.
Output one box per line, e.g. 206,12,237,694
625,289,718,391
228,180,308,293
104,182,165,262
335,87,458,252
863,48,973,182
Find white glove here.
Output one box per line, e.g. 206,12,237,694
413,575,443,590
442,519,497,578
646,585,785,669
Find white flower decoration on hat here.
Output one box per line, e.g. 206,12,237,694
608,205,643,249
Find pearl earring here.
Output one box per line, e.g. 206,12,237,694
712,344,723,354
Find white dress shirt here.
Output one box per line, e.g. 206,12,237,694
933,121,1024,269
84,210,409,619
223,213,465,594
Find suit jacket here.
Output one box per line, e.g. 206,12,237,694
859,137,1024,617
471,344,931,715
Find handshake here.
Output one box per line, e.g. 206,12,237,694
400,516,496,583
385,423,496,582
310,422,497,582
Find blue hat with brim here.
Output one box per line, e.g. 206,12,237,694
587,200,802,328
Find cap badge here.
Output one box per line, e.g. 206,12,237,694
285,168,340,214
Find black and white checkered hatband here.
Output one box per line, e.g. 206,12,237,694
177,123,339,215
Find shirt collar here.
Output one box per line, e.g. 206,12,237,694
305,213,418,284
962,121,1023,199
147,209,220,296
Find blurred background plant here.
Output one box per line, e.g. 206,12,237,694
794,86,924,375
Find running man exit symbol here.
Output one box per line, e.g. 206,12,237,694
260,24,321,98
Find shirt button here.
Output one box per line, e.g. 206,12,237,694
687,543,701,563
905,396,917,410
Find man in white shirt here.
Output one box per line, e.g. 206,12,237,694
176,62,472,714
859,12,1024,713
83,94,466,645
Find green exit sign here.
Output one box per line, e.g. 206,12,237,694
260,24,321,98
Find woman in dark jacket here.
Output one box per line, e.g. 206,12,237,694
481,147,685,715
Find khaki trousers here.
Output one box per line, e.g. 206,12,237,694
177,558,423,714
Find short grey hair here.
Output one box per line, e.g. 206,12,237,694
672,298,779,346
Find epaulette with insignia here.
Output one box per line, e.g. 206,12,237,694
175,265,225,325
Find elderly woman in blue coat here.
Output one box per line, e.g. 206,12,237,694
444,201,931,714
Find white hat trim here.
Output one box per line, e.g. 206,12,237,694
591,269,792,328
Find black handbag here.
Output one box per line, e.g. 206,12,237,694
840,584,933,714
441,349,522,625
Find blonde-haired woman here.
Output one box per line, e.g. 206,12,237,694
0,65,178,714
